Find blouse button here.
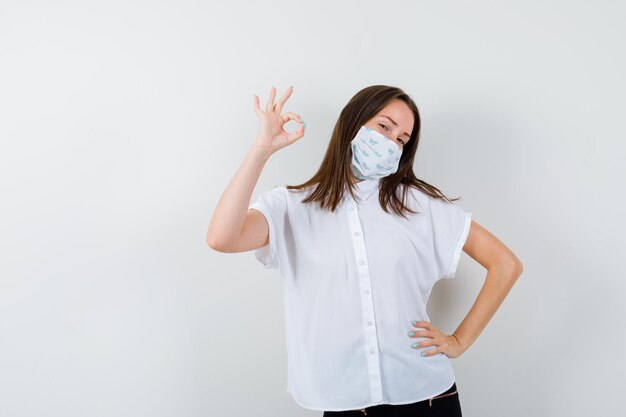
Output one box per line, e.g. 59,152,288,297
369,349,376,355
354,232,361,237
363,289,370,295
359,260,366,265
366,320,373,326
348,206,355,211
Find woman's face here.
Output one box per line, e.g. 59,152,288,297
364,99,414,151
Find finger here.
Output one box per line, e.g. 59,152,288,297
420,347,440,357
253,94,262,116
408,330,431,338
411,320,431,329
411,338,434,349
274,86,293,115
265,86,276,113
281,112,302,124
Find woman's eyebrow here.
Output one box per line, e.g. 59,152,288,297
380,115,410,139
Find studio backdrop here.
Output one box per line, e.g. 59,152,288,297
0,1,624,416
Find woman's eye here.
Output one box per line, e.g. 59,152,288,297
379,123,404,146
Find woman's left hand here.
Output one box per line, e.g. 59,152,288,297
408,320,464,359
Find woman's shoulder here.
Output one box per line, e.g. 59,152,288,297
260,184,313,206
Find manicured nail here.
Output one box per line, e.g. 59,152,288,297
421,352,427,356
411,343,418,348
303,120,306,129
407,331,414,337
411,320,417,326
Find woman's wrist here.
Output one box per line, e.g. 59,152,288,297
450,333,465,353
249,139,273,163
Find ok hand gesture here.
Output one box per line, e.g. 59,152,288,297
253,86,305,156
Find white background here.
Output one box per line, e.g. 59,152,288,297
1,1,624,416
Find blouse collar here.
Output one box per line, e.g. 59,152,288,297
343,177,381,203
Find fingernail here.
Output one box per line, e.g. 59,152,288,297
411,343,418,348
303,120,306,129
290,85,293,89
407,331,414,337
411,320,417,326
421,352,427,357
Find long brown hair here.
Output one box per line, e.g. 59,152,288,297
286,84,461,219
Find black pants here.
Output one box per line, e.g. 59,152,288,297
322,382,461,417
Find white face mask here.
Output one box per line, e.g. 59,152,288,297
350,125,402,180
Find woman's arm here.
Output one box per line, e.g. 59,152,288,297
451,220,524,354
206,86,304,253
206,143,272,253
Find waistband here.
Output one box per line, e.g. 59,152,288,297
356,382,458,415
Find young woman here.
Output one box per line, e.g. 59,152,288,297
207,85,523,416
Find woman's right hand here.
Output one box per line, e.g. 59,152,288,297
253,86,305,156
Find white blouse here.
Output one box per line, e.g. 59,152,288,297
248,177,472,411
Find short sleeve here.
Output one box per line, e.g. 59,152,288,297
247,186,287,269
429,197,472,279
